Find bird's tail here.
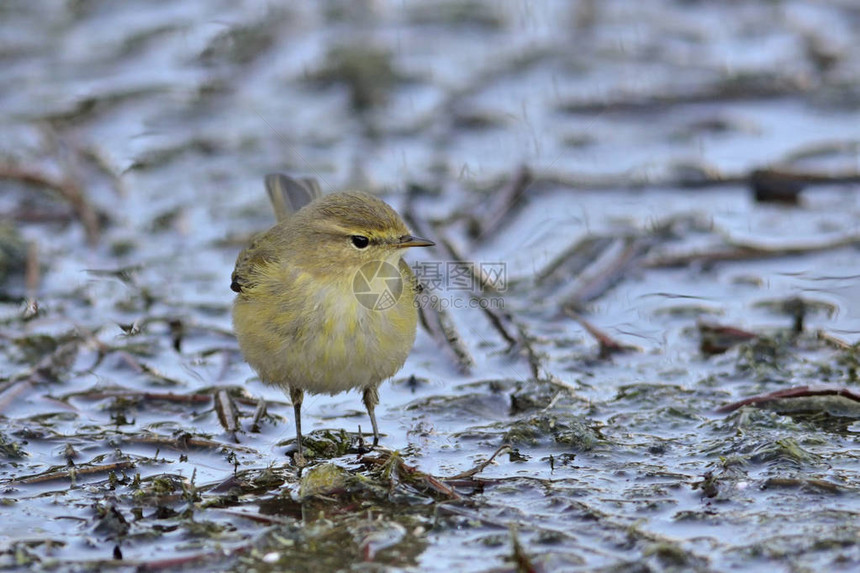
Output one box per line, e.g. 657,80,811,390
264,173,323,222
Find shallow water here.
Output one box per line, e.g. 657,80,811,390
2,1,860,571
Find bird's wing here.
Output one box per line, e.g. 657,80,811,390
231,235,270,293
232,173,321,293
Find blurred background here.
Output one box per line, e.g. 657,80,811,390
2,1,860,571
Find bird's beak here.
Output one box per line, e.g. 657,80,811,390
397,234,435,248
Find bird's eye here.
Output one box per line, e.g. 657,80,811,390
351,235,370,249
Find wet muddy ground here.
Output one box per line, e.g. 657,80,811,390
1,1,860,571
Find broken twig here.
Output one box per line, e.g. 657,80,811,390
717,385,860,414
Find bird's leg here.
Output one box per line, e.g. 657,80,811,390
289,387,304,461
362,386,380,447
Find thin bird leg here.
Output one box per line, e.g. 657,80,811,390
362,386,380,446
289,386,304,457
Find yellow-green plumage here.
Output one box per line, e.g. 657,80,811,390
231,174,432,460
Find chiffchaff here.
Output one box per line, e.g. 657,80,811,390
231,173,433,460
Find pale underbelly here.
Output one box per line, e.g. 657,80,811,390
234,290,417,395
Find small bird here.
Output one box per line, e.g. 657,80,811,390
231,173,433,460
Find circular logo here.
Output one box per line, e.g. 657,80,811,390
353,260,403,311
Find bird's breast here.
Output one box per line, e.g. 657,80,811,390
233,264,418,395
